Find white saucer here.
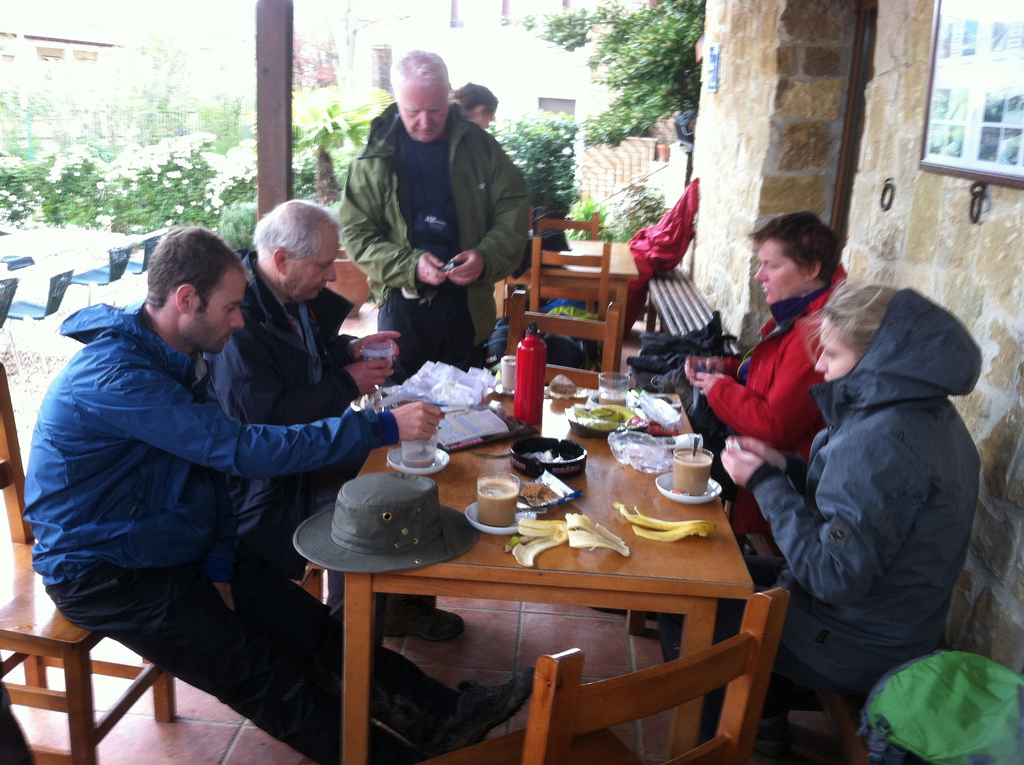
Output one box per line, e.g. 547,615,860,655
464,502,537,535
386,448,450,476
493,383,514,397
655,473,722,504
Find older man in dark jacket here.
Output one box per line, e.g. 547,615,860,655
206,199,465,640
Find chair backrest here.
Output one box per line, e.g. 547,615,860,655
528,237,612,319
518,588,790,765
43,270,74,317
141,234,161,271
107,244,134,283
0,364,30,545
507,289,622,388
536,213,601,241
0,279,19,329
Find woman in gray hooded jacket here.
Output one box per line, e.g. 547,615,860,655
714,283,981,751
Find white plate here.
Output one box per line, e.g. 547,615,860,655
386,448,450,476
464,502,537,535
655,473,722,504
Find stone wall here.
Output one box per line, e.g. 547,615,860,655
844,0,1024,671
691,0,855,348
694,0,1024,671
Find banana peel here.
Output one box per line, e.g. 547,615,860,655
565,513,630,558
509,515,630,566
615,502,716,542
512,519,568,567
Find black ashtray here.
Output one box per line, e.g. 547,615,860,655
510,437,587,479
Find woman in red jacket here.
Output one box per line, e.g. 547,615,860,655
687,212,845,536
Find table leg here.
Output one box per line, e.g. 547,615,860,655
343,573,375,765
668,597,719,756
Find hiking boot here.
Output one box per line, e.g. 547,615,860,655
423,668,534,755
383,594,464,641
753,713,792,757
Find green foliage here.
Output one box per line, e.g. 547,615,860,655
39,146,107,228
565,197,610,240
218,201,259,250
292,88,391,153
604,181,666,243
532,0,705,146
492,113,579,215
0,153,42,226
293,88,392,205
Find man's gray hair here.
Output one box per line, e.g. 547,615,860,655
392,50,450,92
254,199,340,261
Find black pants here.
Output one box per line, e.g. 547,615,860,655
658,556,862,742
378,288,484,383
0,682,31,765
47,544,460,765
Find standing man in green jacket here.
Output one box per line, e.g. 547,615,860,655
339,49,530,384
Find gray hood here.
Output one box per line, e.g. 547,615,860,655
812,288,981,423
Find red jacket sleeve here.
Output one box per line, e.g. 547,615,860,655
705,321,824,452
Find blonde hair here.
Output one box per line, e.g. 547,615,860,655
818,281,899,355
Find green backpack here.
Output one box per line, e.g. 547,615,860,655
861,650,1024,764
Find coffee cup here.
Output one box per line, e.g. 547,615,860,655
598,372,629,405
672,447,713,495
401,432,438,469
476,472,521,527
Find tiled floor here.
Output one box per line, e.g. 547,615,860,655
8,303,849,764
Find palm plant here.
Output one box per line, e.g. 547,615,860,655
292,88,392,205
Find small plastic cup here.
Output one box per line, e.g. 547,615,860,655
361,342,395,361
598,372,629,405
401,432,438,468
500,355,516,392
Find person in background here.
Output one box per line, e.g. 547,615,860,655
668,282,981,755
685,211,846,539
452,82,498,130
340,50,530,385
205,199,463,640
24,227,532,764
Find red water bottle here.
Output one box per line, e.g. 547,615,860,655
513,322,546,424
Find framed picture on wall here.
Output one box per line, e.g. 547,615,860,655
920,0,1024,188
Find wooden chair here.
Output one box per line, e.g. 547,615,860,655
424,587,789,765
506,289,622,388
0,363,176,765
528,236,612,321
536,212,601,241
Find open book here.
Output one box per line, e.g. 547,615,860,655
438,405,537,452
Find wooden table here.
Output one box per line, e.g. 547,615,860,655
341,398,752,764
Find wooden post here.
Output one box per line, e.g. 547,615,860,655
256,0,293,217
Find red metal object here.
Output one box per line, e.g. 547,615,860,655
513,322,546,425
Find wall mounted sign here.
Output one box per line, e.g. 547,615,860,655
707,44,720,93
920,0,1024,188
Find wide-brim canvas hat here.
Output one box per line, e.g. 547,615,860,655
293,472,479,573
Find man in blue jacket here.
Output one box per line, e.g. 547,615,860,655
206,199,464,640
24,227,530,764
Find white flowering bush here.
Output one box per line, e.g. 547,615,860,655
38,146,107,228
103,133,223,232
0,154,43,226
0,134,261,233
